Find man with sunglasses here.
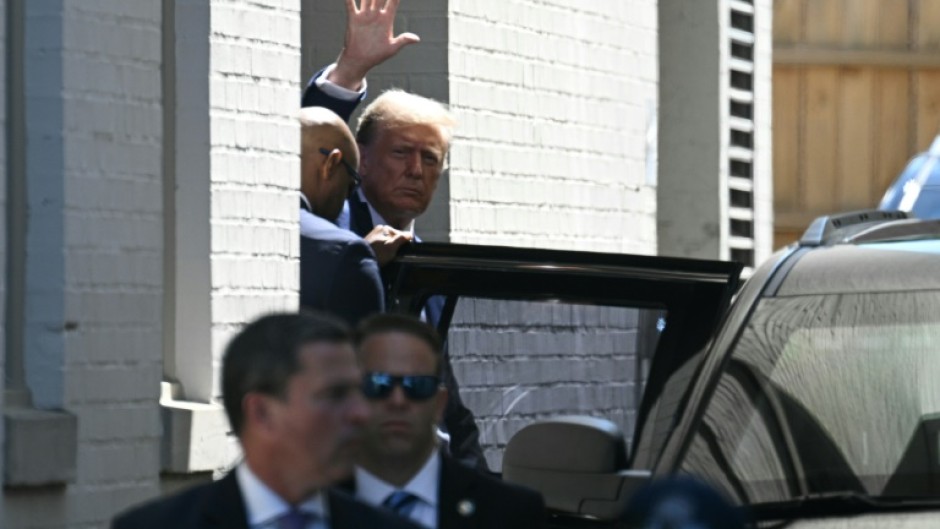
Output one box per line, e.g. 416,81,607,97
299,107,411,325
112,312,422,529
350,314,546,529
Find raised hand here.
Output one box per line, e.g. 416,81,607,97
328,0,420,91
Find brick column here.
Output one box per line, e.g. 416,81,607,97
159,0,301,481
4,1,163,526
0,0,8,495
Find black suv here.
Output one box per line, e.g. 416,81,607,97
385,210,940,527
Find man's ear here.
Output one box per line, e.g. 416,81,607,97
320,148,342,182
243,393,276,435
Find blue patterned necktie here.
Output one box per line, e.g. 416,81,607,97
383,490,421,518
278,508,312,529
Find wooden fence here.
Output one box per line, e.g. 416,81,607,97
773,0,940,247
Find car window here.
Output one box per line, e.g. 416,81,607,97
678,290,940,505
446,297,666,471
912,188,940,220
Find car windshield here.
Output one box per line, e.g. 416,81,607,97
678,288,940,506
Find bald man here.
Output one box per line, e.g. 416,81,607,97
299,107,409,325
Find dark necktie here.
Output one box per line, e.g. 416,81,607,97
383,490,421,518
278,508,312,529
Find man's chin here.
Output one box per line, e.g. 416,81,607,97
387,202,426,219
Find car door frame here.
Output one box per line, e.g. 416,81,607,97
382,242,744,467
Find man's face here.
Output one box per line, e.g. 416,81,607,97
268,341,369,488
359,123,448,227
303,146,360,221
358,331,446,465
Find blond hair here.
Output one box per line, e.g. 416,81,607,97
356,89,456,148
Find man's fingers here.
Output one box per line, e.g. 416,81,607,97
388,233,413,246
390,33,421,50
344,0,358,15
382,0,399,14
367,0,379,12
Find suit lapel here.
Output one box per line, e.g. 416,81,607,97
346,193,374,237
201,472,251,529
438,456,479,529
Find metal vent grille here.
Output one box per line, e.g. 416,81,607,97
728,0,756,271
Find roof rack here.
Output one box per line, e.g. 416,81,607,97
799,209,909,247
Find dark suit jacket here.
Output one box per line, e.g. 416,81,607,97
302,71,486,470
301,68,363,122
300,207,384,327
344,455,546,529
437,455,546,529
111,472,422,529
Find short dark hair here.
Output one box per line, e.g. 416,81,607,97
222,311,352,436
355,313,443,374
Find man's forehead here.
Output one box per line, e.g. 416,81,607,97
378,123,448,148
297,341,358,370
361,331,435,357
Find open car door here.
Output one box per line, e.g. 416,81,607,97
383,242,742,476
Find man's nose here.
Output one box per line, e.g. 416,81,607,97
387,384,409,407
405,153,422,176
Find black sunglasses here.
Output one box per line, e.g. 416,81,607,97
361,372,440,401
319,147,361,190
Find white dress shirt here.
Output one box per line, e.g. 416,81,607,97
355,452,441,529
347,188,414,235
236,462,329,529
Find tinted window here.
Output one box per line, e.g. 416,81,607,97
679,290,940,504
447,298,666,470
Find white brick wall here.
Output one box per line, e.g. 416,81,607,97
60,0,165,517
4,1,303,526
448,0,658,254
6,2,165,527
208,0,301,397
0,0,7,499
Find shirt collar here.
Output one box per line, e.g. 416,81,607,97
354,450,440,508
236,461,328,527
299,192,312,213
357,188,415,235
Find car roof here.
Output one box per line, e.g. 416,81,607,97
768,214,940,296
775,240,940,296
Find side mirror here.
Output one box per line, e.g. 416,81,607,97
502,416,650,521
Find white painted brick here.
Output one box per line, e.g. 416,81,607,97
64,363,162,406
0,0,6,495
207,1,302,395
448,0,658,254
76,441,161,485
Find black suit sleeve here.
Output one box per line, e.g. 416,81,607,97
424,296,488,471
440,344,489,471
326,238,385,326
301,68,364,123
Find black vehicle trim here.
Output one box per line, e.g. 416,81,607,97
383,242,743,466
654,244,804,475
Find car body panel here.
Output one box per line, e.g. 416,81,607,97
658,221,940,526
783,511,940,529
